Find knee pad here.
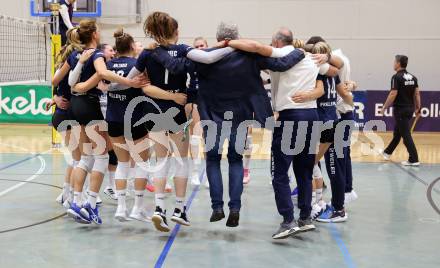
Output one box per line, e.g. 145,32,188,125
77,155,94,173
153,157,170,179
174,157,189,178
92,154,109,174
135,161,150,179
115,161,130,180
108,150,118,166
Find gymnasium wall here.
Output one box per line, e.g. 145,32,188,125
1,0,440,91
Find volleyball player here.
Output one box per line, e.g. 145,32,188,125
188,37,209,188
66,19,148,224
96,43,119,201
74,28,153,222
309,42,353,223
109,12,234,232
48,28,87,209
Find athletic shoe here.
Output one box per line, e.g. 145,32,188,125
146,183,155,193
226,210,240,227
243,169,251,184
55,193,65,205
96,195,103,206
151,206,170,232
171,207,190,226
210,209,225,222
114,206,131,222
62,197,72,210
80,203,103,225
291,187,298,197
401,161,420,167
311,203,325,220
191,172,201,186
317,205,348,223
129,207,152,222
165,183,173,193
298,217,316,232
380,150,391,161
67,203,91,224
272,221,301,239
104,186,117,200
344,190,358,205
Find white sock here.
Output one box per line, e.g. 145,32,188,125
108,171,115,189
134,190,145,209
116,189,127,209
155,193,165,209
73,191,82,205
69,186,74,200
87,191,98,209
62,182,70,197
316,188,323,202
312,191,316,205
176,197,185,211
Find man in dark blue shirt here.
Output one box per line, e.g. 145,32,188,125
151,22,305,227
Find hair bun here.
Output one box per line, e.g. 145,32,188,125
114,28,125,39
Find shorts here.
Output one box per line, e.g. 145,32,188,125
69,95,104,126
320,125,336,144
148,105,188,134
52,108,72,132
186,88,198,104
107,121,150,141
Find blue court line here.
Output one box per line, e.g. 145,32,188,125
0,154,41,172
328,223,356,268
154,166,207,268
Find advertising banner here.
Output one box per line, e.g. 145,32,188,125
0,85,52,124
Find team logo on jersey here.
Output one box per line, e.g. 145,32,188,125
403,73,413,81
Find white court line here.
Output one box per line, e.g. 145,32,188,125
0,149,51,198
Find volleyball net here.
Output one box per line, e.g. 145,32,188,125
0,15,50,85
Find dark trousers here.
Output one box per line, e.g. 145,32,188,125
271,109,318,222
384,107,419,163
324,145,346,211
339,111,354,193
203,111,245,212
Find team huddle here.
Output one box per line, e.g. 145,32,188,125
49,11,358,239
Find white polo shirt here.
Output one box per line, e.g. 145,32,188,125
270,45,320,112
333,49,354,113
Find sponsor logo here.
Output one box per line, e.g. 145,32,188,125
0,87,52,116
375,103,440,118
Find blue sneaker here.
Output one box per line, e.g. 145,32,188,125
317,205,347,223
80,203,103,225
67,203,91,224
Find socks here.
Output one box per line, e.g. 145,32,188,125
176,197,185,211
116,190,127,209
316,188,323,202
87,191,98,209
134,190,145,209
73,191,82,205
312,191,317,205
313,164,322,178
62,183,70,198
108,171,116,189
155,193,165,209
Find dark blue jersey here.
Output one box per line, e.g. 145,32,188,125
188,72,199,91
316,74,340,122
68,49,105,96
135,44,192,112
55,72,71,100
106,56,144,123
59,0,73,33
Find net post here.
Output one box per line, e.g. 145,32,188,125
50,3,63,148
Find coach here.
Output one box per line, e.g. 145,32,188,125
381,55,421,166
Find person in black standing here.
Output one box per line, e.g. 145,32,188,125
57,0,75,45
380,55,421,166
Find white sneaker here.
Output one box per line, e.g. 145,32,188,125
191,172,201,186
344,190,358,205
62,196,72,209
55,193,64,205
311,202,325,220
114,206,131,222
380,150,391,161
104,186,117,200
401,161,420,167
96,195,102,206
129,207,152,222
